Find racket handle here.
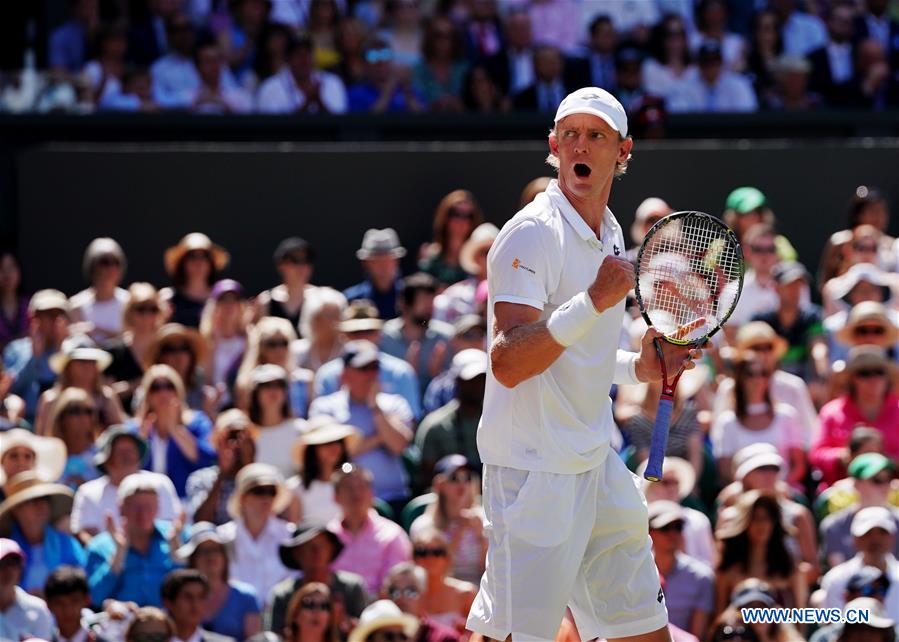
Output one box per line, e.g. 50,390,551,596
644,396,675,482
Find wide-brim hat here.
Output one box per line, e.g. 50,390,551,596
49,335,113,374
0,471,74,536
143,323,208,369
355,228,406,260
292,420,361,468
175,521,228,562
845,345,898,377
164,232,230,276
0,429,66,487
637,456,696,500
735,321,789,362
715,490,796,540
459,223,499,275
836,301,899,345
278,522,345,569
339,300,384,333
28,289,70,316
347,600,420,642
227,463,291,520
94,425,148,475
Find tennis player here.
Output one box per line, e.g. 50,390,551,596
466,87,700,642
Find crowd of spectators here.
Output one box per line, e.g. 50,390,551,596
1,176,899,642
1,0,898,119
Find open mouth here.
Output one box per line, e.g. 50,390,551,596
574,163,592,178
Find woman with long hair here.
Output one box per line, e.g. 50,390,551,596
0,251,28,351
746,8,783,105
410,527,477,632
642,14,696,101
130,364,216,497
245,364,306,478
47,387,101,488
410,456,486,585
412,16,468,112
199,279,248,409
711,352,805,485
308,0,342,70
293,287,347,373
715,490,807,614
418,189,483,288
218,0,268,86
283,582,340,642
379,0,423,68
334,16,368,86
144,323,211,413
161,233,230,329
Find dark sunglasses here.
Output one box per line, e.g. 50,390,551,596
855,368,887,378
149,380,177,393
299,598,331,612
870,474,893,485
854,326,887,337
248,485,278,497
63,405,95,417
449,209,475,221
184,249,210,261
414,547,448,558
750,245,777,255
96,256,121,268
262,339,289,349
388,586,420,600
159,343,192,355
133,304,160,315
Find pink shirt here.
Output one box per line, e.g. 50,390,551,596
811,393,899,484
328,509,412,594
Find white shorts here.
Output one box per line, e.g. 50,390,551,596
467,453,669,641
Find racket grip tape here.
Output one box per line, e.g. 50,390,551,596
644,396,675,482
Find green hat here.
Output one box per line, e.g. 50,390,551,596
725,187,767,214
848,453,895,480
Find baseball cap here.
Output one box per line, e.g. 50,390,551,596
554,87,628,138
647,500,685,530
772,261,810,285
725,187,767,214
117,471,161,505
849,453,895,480
457,350,488,381
434,454,473,478
735,451,784,482
0,538,25,563
847,566,890,594
342,340,380,369
851,506,897,537
210,279,243,300
730,582,776,609
29,289,70,315
844,597,895,629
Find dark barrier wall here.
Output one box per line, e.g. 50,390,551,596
17,139,899,296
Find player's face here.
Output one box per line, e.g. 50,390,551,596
550,114,632,201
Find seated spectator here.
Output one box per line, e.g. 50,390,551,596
774,0,828,57
691,0,746,72
431,221,497,325
0,251,29,352
104,283,165,412
151,14,204,109
812,582,893,642
821,506,899,618
711,351,805,485
268,522,367,637
329,463,412,595
418,190,482,289
191,37,253,114
0,538,53,641
462,64,509,114
808,2,859,108
245,364,307,477
379,273,454,393
614,46,657,113
482,9,534,98
219,0,269,86
35,335,123,436
48,387,101,488
813,347,899,474
836,598,897,642
310,341,414,510
176,523,262,640
715,490,807,612
409,528,476,632
85,472,181,607
711,579,804,642
410,455,485,586
286,419,360,525
643,15,697,101
69,237,129,343
4,289,72,425
98,67,160,112
83,24,128,108
816,429,896,510
217,463,293,605
237,317,313,419
161,569,235,642
143,324,211,413
200,280,249,408
334,16,368,87
125,607,176,642
347,36,424,113
727,224,781,327
854,39,899,110
0,472,85,595
764,54,822,110
416,351,486,481
512,45,570,113
257,33,348,114
381,562,460,642
162,233,230,330
44,566,95,642
348,600,419,642
282,581,340,642
255,237,319,332
0,429,66,502
422,320,488,416
412,17,467,112
826,282,898,367
848,186,895,266
377,0,421,68
308,0,341,70
186,409,257,526
49,0,99,73
647,501,714,638
344,229,405,321
461,0,503,60
667,41,758,113
130,365,216,497
627,198,673,264
638,457,715,567
294,288,348,373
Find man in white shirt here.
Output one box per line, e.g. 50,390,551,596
726,224,780,327
667,42,757,113
467,87,698,642
162,569,235,642
151,14,203,109
0,538,54,641
256,34,347,114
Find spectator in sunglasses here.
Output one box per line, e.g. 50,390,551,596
347,37,424,113
408,528,475,633
714,578,803,642
380,562,459,642
125,606,175,642
218,463,294,606
105,283,165,412
294,287,348,373
143,324,210,413
822,226,892,317
812,570,893,642
47,387,101,488
244,364,306,478
69,237,129,343
348,599,419,642
726,224,781,330
255,237,318,332
813,347,899,478
161,233,230,330
410,456,485,585
418,190,483,290
283,582,340,642
130,365,216,497
830,302,899,369
160,569,234,642
647,501,714,638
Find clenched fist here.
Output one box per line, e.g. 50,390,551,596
587,255,635,313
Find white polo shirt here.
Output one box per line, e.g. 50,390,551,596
479,179,641,475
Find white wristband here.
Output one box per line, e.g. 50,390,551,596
546,291,601,347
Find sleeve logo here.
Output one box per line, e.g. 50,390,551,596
512,257,536,275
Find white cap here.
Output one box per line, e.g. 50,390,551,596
554,87,628,138
117,471,161,505
735,452,784,482
851,506,897,537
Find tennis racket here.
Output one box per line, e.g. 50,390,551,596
634,211,744,482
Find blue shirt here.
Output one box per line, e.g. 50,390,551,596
11,525,86,592
3,337,57,424
49,20,87,72
204,580,261,639
86,521,180,607
343,279,402,320
309,389,413,501
314,353,422,420
422,369,457,416
347,82,425,113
